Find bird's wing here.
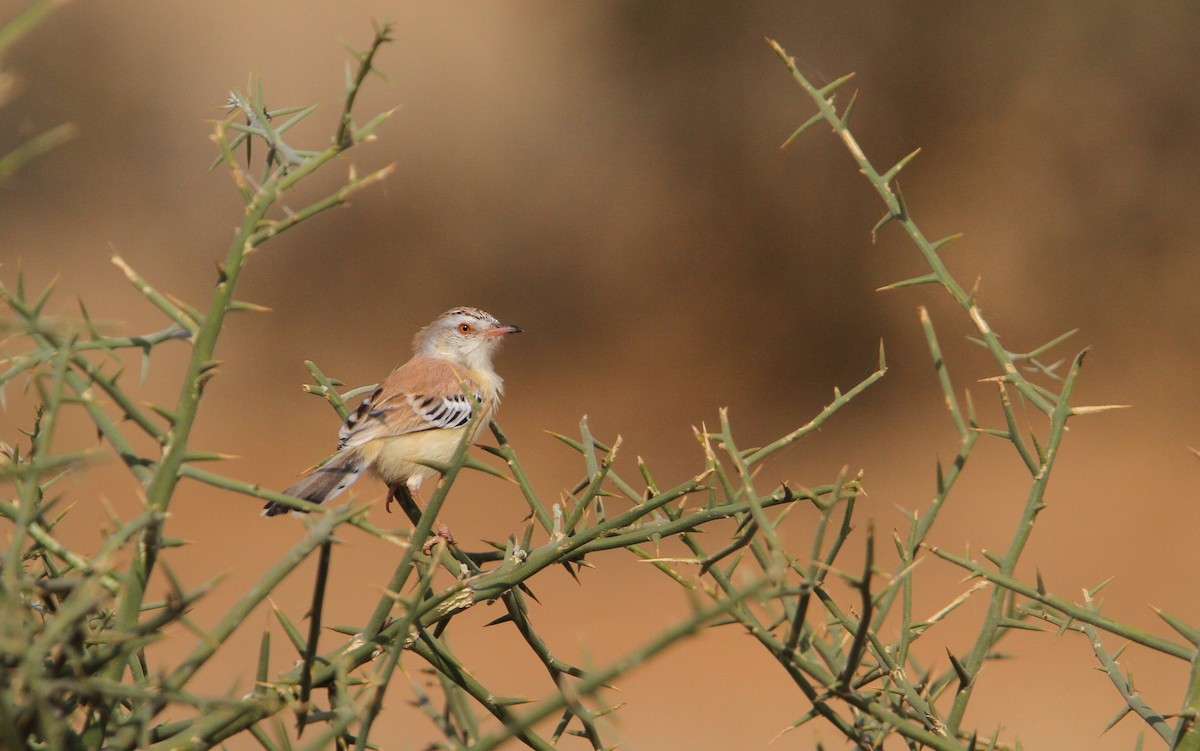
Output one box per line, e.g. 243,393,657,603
338,357,483,451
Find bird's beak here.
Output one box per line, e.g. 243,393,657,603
484,322,523,338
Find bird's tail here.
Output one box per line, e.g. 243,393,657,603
262,449,366,517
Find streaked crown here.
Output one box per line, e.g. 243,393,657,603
412,307,522,369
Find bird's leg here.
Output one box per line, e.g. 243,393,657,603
388,482,457,555
388,482,424,526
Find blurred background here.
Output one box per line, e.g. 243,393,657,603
3,2,1200,748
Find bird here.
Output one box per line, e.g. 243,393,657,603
263,306,522,522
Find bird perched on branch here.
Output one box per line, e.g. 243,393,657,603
263,307,522,525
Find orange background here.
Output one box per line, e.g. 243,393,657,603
3,3,1200,749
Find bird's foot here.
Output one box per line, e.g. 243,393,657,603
422,523,457,555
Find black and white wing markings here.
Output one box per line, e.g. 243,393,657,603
337,386,484,450
406,391,482,430
338,385,385,450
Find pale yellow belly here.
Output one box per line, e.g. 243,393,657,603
359,427,470,488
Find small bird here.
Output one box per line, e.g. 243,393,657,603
263,306,522,519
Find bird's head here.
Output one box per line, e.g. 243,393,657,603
412,306,523,369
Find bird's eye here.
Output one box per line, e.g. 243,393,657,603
458,323,473,334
